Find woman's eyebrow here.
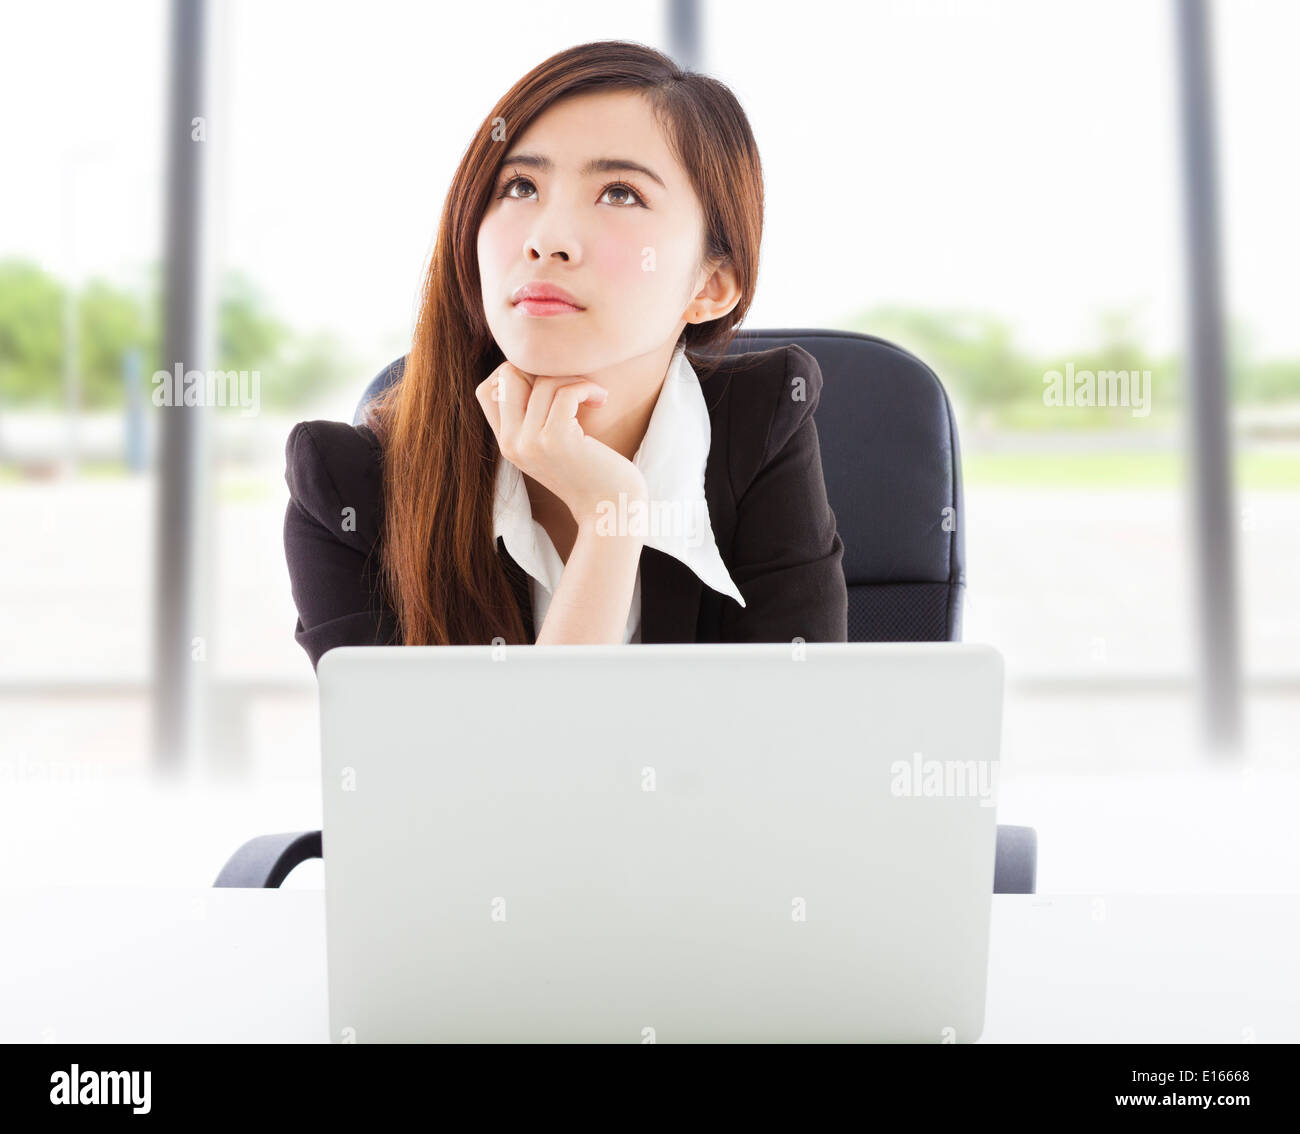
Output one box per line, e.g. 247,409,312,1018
499,152,666,190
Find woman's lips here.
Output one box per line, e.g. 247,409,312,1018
514,299,584,316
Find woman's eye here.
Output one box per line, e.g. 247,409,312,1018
496,175,646,208
498,176,537,200
598,182,646,207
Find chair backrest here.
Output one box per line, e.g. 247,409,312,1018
353,328,965,642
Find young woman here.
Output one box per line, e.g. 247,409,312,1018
284,41,847,671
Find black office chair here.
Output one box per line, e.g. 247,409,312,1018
216,328,1037,893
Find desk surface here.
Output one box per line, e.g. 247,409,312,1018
3,888,1297,1043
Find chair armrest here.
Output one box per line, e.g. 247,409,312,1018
213,830,322,888
993,824,1037,894
213,825,1037,893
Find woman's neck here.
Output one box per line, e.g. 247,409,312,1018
566,341,679,462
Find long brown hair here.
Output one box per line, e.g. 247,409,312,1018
364,40,764,645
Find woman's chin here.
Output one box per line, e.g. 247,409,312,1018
504,344,596,380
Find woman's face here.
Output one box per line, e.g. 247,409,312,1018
477,89,711,378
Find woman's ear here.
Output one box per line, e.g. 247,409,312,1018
689,260,741,324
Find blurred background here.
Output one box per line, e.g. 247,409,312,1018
0,0,1295,893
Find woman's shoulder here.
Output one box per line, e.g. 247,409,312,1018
763,342,823,452
702,342,824,485
284,419,385,542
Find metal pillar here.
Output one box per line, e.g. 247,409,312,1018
668,0,702,71
1173,0,1242,754
153,0,211,775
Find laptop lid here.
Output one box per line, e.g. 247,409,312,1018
316,641,1004,1043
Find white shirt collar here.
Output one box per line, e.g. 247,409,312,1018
492,343,746,608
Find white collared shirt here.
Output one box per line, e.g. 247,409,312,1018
492,343,747,642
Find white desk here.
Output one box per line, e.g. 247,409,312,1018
4,888,1298,1043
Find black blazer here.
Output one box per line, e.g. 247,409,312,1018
284,343,848,671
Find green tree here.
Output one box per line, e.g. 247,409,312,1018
0,257,360,411
79,276,159,408
215,270,290,376
0,260,65,404
849,304,1038,406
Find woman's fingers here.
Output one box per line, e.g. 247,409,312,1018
476,364,608,474
474,373,500,434
544,380,607,438
516,375,582,438
493,365,534,448
476,365,518,436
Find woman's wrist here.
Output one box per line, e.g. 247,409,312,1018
536,500,645,645
571,479,650,534
575,504,647,548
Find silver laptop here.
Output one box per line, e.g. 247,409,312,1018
316,642,1004,1043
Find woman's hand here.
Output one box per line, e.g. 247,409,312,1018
475,360,648,524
